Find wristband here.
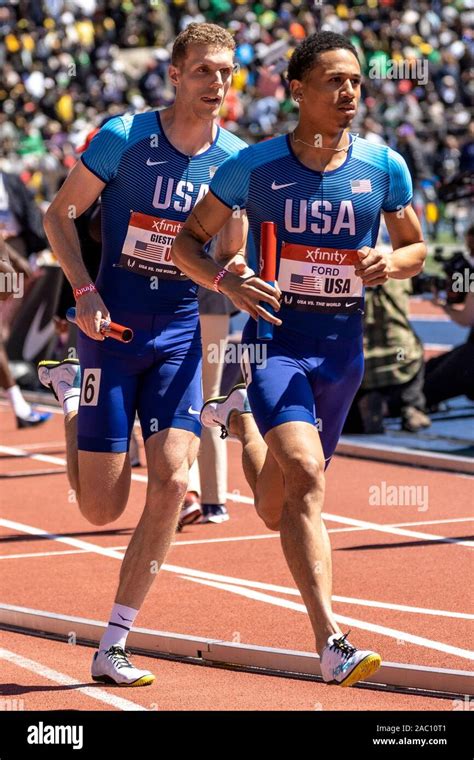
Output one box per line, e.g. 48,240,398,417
73,283,97,300
213,268,228,292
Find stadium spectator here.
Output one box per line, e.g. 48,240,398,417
0,1,471,229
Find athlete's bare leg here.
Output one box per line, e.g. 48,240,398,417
114,428,199,610
47,403,132,524
229,413,340,655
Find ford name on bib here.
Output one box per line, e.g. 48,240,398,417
119,211,188,279
278,243,363,314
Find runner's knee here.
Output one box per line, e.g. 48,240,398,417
261,513,281,532
147,473,188,512
281,454,325,496
77,452,130,525
78,490,128,526
255,492,282,532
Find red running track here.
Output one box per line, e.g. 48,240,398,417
0,403,472,711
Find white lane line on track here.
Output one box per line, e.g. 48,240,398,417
0,518,471,655
0,528,471,621
1,442,473,549
320,512,474,548
0,518,125,560
0,647,148,711
2,517,473,560
0,548,95,560
1,536,471,620
0,445,68,467
180,577,474,661
1,438,473,549
2,437,473,508
128,488,473,548
0,440,65,451
164,562,474,620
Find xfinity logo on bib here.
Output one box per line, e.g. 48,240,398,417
305,248,348,265
27,721,83,750
284,199,356,235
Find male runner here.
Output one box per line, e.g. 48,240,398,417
171,31,426,687
36,23,273,686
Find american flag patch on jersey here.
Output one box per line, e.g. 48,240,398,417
351,179,372,193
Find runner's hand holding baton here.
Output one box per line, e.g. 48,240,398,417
67,283,134,343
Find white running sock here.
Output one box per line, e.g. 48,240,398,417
56,381,80,416
7,385,31,418
99,603,139,652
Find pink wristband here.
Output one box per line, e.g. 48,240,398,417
73,283,97,300
213,268,228,292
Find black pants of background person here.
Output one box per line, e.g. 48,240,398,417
343,364,426,434
424,337,474,407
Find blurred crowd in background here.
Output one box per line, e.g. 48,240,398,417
0,0,473,239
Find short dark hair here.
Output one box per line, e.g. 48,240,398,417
287,31,359,83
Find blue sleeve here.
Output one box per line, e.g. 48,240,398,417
383,149,413,212
210,148,252,210
81,116,127,183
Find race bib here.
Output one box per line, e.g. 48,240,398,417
119,211,188,280
278,243,363,314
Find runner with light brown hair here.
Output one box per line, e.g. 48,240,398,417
36,23,274,687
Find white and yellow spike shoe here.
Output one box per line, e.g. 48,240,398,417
91,646,155,687
200,383,250,440
37,358,81,401
320,632,381,687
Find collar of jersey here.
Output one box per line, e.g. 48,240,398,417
155,110,221,160
285,132,356,176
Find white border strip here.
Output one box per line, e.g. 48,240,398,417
181,576,474,661
336,438,474,475
0,605,472,696
0,517,471,660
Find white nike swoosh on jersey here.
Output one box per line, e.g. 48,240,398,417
271,181,297,190
188,406,201,415
23,302,56,361
346,302,357,308
146,159,167,166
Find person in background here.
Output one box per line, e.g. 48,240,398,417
0,165,51,427
0,166,48,259
424,225,474,408
344,278,431,434
0,236,16,300
0,236,51,427
183,283,239,526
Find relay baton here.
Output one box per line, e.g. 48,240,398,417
66,307,134,343
257,221,278,340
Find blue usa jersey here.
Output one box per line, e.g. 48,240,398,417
82,111,246,314
210,134,412,337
